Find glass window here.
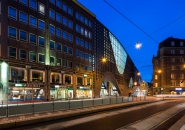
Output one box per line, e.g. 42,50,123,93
80,39,84,47
68,20,73,28
80,15,84,23
68,7,73,15
62,31,67,39
29,51,36,62
69,61,72,68
50,40,55,50
57,58,61,66
68,48,73,55
56,13,61,23
38,37,44,47
89,21,92,27
8,6,17,19
8,26,17,39
76,50,79,56
89,32,92,39
50,0,55,4
180,50,184,54
50,57,55,66
89,43,92,50
20,30,27,41
29,16,36,27
38,3,45,14
62,17,67,26
10,68,25,82
20,0,27,5
63,46,67,53
85,53,89,60
63,60,67,67
32,71,43,82
56,28,61,37
38,54,45,64
50,25,55,35
85,18,88,25
9,47,16,58
49,9,55,19
85,41,88,49
84,66,88,71
29,0,37,10
76,63,79,71
56,43,61,52
68,34,73,42
19,11,27,24
76,12,79,19
89,55,92,62
85,29,88,37
171,41,175,46
56,0,61,8
62,3,67,12
76,37,79,45
20,50,27,59
80,27,84,35
38,20,45,31
29,33,36,45
80,52,84,59
76,25,79,32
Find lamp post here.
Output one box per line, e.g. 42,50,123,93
157,69,163,99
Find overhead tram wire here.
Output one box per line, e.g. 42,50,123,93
103,0,159,44
126,13,185,48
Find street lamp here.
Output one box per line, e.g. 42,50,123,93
102,57,107,63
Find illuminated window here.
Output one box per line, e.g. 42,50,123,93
38,54,45,64
171,41,175,46
38,3,45,14
155,75,158,80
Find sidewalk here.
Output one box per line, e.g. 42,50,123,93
0,96,182,130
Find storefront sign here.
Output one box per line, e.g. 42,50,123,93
15,84,24,87
175,88,182,90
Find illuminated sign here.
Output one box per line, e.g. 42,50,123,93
175,88,182,90
15,84,23,87
84,74,87,77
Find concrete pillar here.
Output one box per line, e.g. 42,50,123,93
72,74,76,98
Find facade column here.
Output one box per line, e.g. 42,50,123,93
0,61,9,103
72,74,76,99
45,66,51,100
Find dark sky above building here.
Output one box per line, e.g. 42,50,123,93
78,0,185,82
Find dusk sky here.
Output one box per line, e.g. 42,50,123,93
78,0,185,82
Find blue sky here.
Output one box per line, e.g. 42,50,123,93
78,0,185,82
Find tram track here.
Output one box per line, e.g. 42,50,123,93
117,102,185,130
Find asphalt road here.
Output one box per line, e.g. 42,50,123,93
10,100,185,130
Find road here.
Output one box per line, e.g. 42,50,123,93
9,99,185,130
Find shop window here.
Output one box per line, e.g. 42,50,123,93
63,60,67,67
38,54,45,64
32,71,43,82
8,6,17,20
50,40,55,50
38,3,45,14
69,61,72,68
49,9,55,19
68,7,73,15
8,26,17,39
56,28,61,37
77,77,83,85
19,30,27,41
56,43,61,52
10,67,25,82
19,11,27,24
20,50,27,60
57,58,61,66
38,20,45,31
68,47,73,55
56,13,61,23
50,57,55,66
63,46,67,53
29,16,36,27
29,51,36,62
29,0,37,10
38,36,44,47
65,75,71,84
9,47,16,58
29,33,36,45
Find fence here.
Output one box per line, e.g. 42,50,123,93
0,96,146,118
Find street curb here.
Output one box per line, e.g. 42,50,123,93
0,101,154,129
